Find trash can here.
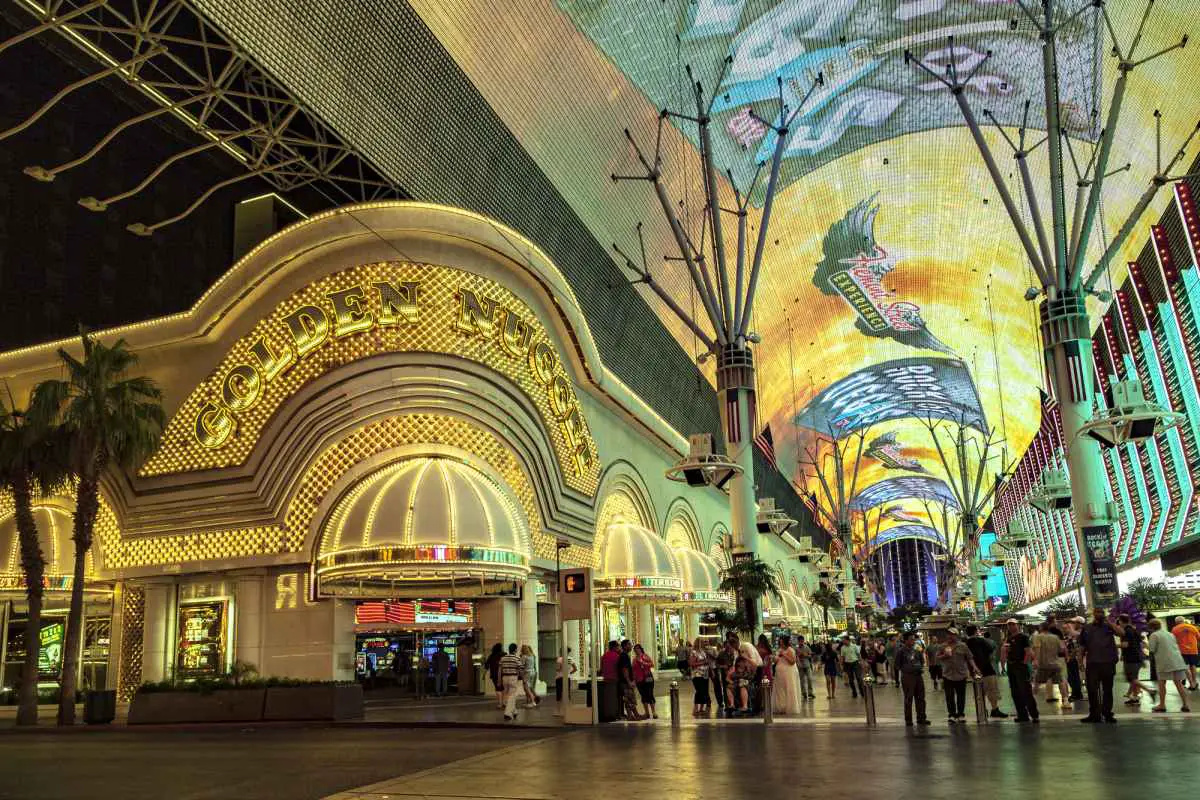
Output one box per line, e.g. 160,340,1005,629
84,690,116,725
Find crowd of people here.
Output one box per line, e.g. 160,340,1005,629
484,642,542,720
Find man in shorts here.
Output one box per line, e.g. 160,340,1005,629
1031,622,1070,709
1171,616,1200,691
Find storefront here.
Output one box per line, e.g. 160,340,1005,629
0,203,817,699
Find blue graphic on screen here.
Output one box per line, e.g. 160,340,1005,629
977,532,1010,602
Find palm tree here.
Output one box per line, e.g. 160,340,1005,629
41,333,164,726
1125,578,1184,612
810,583,843,632
0,385,70,725
718,556,781,634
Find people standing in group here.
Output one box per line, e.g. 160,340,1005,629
676,640,691,677
555,646,577,702
689,638,711,716
519,644,539,707
1148,618,1192,713
485,642,505,709
795,635,815,699
713,639,734,715
934,628,978,723
1079,608,1121,723
756,635,774,713
820,639,841,699
965,624,1007,718
1171,616,1200,691
873,639,888,685
841,637,865,698
895,631,929,726
499,643,524,721
1031,622,1070,709
1118,614,1154,706
1001,619,1039,723
617,640,645,720
632,643,657,719
772,635,803,715
431,647,451,697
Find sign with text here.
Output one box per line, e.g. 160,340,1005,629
1083,525,1119,605
176,600,227,679
37,622,64,680
560,567,593,621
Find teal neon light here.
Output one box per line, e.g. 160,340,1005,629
1106,447,1135,550
1152,304,1197,543
1136,332,1176,553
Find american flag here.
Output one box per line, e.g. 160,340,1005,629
1062,340,1088,404
830,536,846,558
753,423,777,470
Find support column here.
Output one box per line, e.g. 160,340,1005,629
330,599,356,681
140,584,175,683
1043,292,1112,608
477,598,518,655
634,603,656,663
235,576,264,672
519,578,540,690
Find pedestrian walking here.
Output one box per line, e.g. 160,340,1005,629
520,644,539,707
500,643,523,720
618,640,645,720
431,647,451,697
965,624,1007,718
1079,607,1121,723
1031,622,1070,709
1148,618,1192,713
795,635,815,699
485,642,504,708
841,637,865,698
895,631,930,726
689,638,711,716
1001,619,1039,723
1065,616,1085,701
1118,614,1154,706
1170,616,1200,691
935,627,979,723
821,640,840,699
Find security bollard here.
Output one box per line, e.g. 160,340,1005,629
670,680,680,728
761,677,773,725
972,676,988,724
863,676,877,727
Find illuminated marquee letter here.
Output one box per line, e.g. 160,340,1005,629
194,401,234,449
375,280,420,325
249,336,295,382
326,285,373,337
549,374,574,419
561,406,593,476
529,341,557,385
454,288,499,337
283,304,330,357
221,363,263,412
499,309,532,358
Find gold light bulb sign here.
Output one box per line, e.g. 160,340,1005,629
143,261,600,496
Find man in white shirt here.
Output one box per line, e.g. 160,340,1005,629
555,647,577,701
841,638,865,698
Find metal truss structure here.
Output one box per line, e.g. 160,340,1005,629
0,0,400,235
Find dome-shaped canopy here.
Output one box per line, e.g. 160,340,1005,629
763,590,807,628
673,548,733,608
316,457,531,598
595,522,680,599
0,504,98,593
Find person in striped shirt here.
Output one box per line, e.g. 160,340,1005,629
500,643,525,720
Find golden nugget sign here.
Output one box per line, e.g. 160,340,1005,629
142,262,599,493
1019,552,1060,603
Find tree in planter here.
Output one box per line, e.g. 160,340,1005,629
810,584,842,632
885,602,931,630
0,386,70,726
718,556,781,636
1046,595,1085,620
41,334,164,726
705,608,750,637
1125,578,1184,612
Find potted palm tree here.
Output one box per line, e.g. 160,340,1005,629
718,556,781,636
0,386,70,726
39,333,164,726
810,583,843,632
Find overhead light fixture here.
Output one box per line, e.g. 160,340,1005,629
1028,468,1073,514
756,497,797,535
1077,380,1184,449
665,433,741,490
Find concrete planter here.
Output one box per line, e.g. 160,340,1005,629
263,684,363,721
128,688,267,724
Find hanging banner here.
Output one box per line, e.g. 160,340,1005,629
1082,525,1120,605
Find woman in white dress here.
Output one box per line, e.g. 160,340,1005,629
773,635,803,715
